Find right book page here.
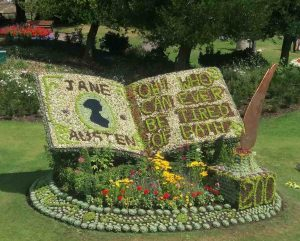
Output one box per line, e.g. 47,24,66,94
126,67,244,154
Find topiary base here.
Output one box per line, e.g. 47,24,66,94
29,175,282,233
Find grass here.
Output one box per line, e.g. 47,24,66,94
55,24,300,66
0,111,299,241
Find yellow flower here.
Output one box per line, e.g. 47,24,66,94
114,178,133,187
154,151,165,160
162,171,183,184
187,161,206,168
200,171,208,177
152,158,171,171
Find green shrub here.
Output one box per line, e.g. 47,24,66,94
267,65,300,111
100,31,130,55
222,65,300,113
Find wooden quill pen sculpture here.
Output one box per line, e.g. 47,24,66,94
240,64,278,150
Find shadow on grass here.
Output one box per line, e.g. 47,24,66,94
0,170,50,194
2,40,175,83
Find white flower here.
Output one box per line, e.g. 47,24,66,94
290,58,300,68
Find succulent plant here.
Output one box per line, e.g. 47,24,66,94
155,209,163,215
221,220,230,227
190,207,198,213
181,208,188,214
158,224,167,232
81,223,88,229
212,221,221,228
138,209,146,216
148,225,157,233
206,205,214,212
238,217,245,223
147,210,155,215
140,226,148,233
203,223,210,229
131,224,139,233
122,224,130,232
252,215,259,222
162,210,170,216
224,204,231,209
103,207,111,213
113,224,122,232
113,208,121,214
214,205,222,211
96,223,105,231
168,225,176,232
177,223,185,231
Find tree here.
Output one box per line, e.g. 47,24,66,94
20,0,39,20
37,0,112,60
126,0,222,70
267,0,300,65
222,0,272,53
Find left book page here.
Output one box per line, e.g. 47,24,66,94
37,73,145,154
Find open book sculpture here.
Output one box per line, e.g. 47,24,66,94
37,68,243,155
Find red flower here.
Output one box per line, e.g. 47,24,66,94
117,195,123,201
204,185,212,191
101,189,109,196
212,189,220,195
153,190,159,196
137,185,143,191
144,189,150,195
163,192,171,200
191,192,199,198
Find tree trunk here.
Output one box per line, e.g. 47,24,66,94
83,22,99,61
15,2,26,23
251,40,256,53
280,34,293,65
175,45,192,70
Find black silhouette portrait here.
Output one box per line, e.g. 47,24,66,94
83,99,109,128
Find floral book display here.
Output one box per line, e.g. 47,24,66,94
30,67,281,233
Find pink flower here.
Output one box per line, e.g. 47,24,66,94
78,156,85,163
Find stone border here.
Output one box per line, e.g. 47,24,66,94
29,176,282,233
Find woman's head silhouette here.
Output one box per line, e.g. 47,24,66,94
83,98,109,128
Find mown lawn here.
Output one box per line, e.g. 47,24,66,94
0,111,300,241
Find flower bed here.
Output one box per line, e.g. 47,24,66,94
52,150,224,210
29,175,282,233
0,25,52,39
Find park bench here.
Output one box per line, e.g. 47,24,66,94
26,20,54,32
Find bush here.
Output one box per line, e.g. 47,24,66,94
100,31,130,55
266,65,300,112
0,62,39,117
221,65,300,114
